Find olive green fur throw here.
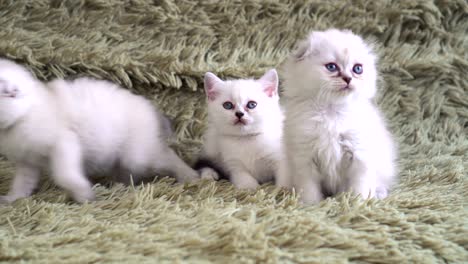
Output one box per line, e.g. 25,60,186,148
0,1,467,263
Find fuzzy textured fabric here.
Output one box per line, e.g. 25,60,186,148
0,0,467,263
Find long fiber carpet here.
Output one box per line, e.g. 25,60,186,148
0,1,467,263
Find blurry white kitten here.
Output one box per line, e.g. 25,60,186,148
195,69,284,189
278,29,397,204
0,59,199,203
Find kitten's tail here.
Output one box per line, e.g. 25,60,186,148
157,111,229,181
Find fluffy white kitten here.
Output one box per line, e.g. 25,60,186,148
0,59,199,203
277,29,397,204
195,69,284,189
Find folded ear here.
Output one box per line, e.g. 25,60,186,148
258,69,278,98
292,39,312,61
293,30,328,61
204,72,224,101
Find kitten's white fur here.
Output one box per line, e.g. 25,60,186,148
199,70,284,189
278,29,397,204
0,59,199,203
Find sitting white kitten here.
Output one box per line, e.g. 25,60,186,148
278,29,397,204
0,59,199,203
194,69,284,189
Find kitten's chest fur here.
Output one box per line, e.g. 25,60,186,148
318,118,356,171
218,133,280,182
303,107,361,188
0,119,57,167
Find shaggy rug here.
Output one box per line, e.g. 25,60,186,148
0,0,467,263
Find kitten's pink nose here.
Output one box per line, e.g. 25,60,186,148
342,76,352,84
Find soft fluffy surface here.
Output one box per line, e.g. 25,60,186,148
0,1,467,263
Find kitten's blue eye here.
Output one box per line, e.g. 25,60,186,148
222,101,234,110
325,63,339,72
246,101,257,109
353,64,363,74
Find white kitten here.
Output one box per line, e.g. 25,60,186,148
0,59,199,203
195,69,284,189
278,29,397,204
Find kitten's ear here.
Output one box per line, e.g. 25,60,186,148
204,72,223,101
292,40,312,61
259,69,278,98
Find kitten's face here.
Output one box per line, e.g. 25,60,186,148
284,29,377,103
204,70,279,136
0,59,36,128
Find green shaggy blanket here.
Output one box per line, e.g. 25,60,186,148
0,1,467,263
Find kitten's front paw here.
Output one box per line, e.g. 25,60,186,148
200,168,219,181
356,186,376,200
178,169,201,183
376,186,388,199
299,189,323,205
232,176,259,190
70,189,96,204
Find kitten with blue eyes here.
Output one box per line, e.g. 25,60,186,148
194,69,284,189
277,29,397,204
